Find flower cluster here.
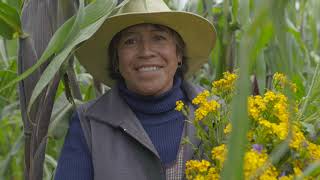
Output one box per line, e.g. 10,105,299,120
248,90,289,140
194,100,220,121
211,71,238,103
190,90,220,121
178,72,320,179
175,100,184,111
186,160,220,180
273,72,297,93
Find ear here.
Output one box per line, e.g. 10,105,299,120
177,53,182,63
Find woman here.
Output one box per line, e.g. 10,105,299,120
55,0,216,179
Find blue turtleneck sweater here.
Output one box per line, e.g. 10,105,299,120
118,77,186,165
55,77,186,180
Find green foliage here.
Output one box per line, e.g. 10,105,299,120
190,0,320,179
0,58,23,179
0,1,22,39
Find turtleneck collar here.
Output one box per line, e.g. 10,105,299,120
117,76,185,114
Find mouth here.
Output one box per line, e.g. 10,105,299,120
136,65,163,72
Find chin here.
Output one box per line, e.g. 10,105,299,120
134,83,168,96
130,78,172,96
137,86,162,96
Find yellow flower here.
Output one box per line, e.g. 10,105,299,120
248,95,266,120
273,122,288,140
247,130,254,141
212,144,227,164
290,83,297,93
289,128,306,149
278,176,294,180
307,142,320,160
258,119,273,128
293,167,302,176
194,100,220,121
194,175,205,180
199,160,211,173
274,100,289,122
185,160,211,180
192,90,210,105
212,71,238,96
263,91,277,103
205,167,220,180
175,100,184,111
273,72,298,93
224,123,232,134
258,168,278,180
258,119,289,140
194,108,207,121
273,72,287,84
273,72,287,91
243,149,278,179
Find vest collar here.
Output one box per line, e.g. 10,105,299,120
84,80,202,160
85,80,200,126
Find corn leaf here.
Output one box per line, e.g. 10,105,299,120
0,1,21,39
26,0,86,113
0,0,117,94
27,0,117,114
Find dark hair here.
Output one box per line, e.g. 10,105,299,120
107,24,188,80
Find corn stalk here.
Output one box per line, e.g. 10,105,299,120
18,0,78,179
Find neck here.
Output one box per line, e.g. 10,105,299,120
117,76,184,114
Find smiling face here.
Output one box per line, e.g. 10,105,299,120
117,24,182,96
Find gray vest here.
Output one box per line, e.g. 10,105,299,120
77,81,202,180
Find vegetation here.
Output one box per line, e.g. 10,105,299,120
0,0,319,179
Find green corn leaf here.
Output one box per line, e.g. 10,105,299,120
238,0,249,26
48,94,74,139
0,17,75,93
0,0,117,94
231,0,238,23
5,0,22,13
45,154,57,168
0,18,14,39
249,20,274,60
0,0,116,104
27,0,117,114
81,0,124,27
221,1,272,179
63,0,85,46
0,38,8,64
0,1,22,39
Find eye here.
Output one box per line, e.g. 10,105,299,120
153,35,167,41
124,38,137,45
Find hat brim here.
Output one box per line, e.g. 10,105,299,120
76,11,216,86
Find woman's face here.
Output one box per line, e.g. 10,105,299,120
117,24,181,96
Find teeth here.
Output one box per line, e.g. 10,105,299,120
138,66,160,72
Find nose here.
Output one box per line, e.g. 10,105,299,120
138,39,156,58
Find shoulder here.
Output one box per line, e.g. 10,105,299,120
181,80,205,100
74,88,117,150
76,88,116,115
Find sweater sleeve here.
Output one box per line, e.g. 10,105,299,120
54,113,93,180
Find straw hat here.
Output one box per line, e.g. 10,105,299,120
76,0,216,85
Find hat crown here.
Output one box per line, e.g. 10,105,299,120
116,0,171,14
